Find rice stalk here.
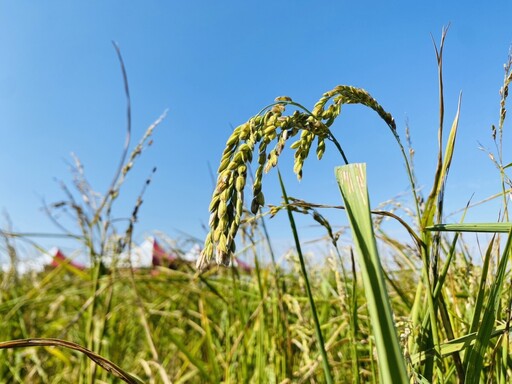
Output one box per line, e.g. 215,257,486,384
278,170,334,384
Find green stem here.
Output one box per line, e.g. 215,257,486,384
277,170,334,384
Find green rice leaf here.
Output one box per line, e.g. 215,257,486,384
421,94,462,229
335,163,408,384
426,223,512,233
410,323,509,365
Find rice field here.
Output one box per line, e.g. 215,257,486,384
1,28,512,383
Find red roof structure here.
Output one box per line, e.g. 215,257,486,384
50,249,86,271
152,238,178,268
47,239,252,273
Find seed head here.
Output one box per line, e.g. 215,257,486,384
198,85,397,269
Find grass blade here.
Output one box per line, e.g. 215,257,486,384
410,323,510,365
426,223,512,233
335,163,408,383
421,93,462,230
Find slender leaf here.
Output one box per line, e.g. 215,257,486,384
427,223,512,233
410,323,510,366
335,163,408,384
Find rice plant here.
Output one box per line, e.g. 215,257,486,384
198,26,512,383
1,27,512,383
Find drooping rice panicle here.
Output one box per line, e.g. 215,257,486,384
197,87,397,269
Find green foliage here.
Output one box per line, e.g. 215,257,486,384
0,256,400,383
335,163,408,383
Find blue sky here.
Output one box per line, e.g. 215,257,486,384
1,1,512,260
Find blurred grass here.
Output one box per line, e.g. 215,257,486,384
0,248,405,383
1,228,511,383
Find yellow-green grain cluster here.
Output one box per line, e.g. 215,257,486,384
197,86,398,269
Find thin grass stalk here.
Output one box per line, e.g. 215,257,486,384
277,170,334,384
90,42,132,227
327,228,359,381
335,163,408,384
270,199,425,254
445,189,512,219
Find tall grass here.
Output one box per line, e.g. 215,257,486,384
1,28,512,383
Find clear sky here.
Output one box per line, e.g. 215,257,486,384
1,1,512,262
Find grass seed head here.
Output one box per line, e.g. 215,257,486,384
198,85,396,269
